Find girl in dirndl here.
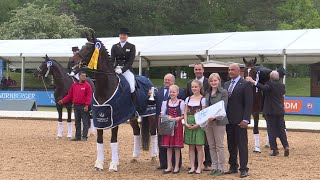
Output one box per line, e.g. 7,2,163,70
160,85,185,174
184,80,206,174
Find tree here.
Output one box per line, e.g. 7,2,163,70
277,0,320,29
0,3,90,39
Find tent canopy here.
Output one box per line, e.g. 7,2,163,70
1,29,320,69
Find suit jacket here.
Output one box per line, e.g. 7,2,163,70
155,86,185,119
186,77,209,97
110,42,136,72
223,78,253,124
256,80,285,115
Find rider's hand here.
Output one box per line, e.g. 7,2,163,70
115,68,122,74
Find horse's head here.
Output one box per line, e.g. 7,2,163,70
34,55,54,79
243,57,257,79
70,31,104,69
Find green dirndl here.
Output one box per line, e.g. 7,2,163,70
184,114,205,145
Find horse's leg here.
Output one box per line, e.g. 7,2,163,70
56,104,63,139
148,115,158,164
109,126,119,172
89,114,95,136
95,129,104,171
252,112,261,153
66,102,73,139
129,117,141,162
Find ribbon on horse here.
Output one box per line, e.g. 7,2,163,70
88,42,101,70
135,75,156,117
92,75,136,129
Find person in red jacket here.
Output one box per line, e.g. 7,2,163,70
58,71,92,141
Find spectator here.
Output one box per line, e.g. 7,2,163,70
160,85,185,174
223,63,253,178
184,80,206,174
204,73,229,176
155,73,185,170
58,71,92,141
186,63,212,171
246,71,289,157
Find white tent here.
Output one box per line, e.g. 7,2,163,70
1,28,320,90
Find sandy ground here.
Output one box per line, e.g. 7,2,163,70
0,119,320,180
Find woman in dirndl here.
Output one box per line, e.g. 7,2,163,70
160,85,185,174
184,80,206,174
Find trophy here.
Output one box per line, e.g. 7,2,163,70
148,87,155,101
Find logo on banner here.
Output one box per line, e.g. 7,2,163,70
284,100,302,112
307,103,313,109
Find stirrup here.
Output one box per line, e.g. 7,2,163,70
94,160,104,171
109,162,119,172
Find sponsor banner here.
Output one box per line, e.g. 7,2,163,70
284,96,320,115
0,91,55,106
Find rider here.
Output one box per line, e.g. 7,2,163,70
68,46,81,80
110,28,136,103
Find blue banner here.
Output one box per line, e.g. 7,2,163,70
0,59,3,82
0,91,55,106
284,96,320,115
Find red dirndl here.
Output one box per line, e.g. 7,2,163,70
161,102,184,148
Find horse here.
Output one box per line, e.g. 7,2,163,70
33,56,95,139
243,57,286,152
70,31,157,172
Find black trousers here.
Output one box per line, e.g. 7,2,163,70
74,104,90,139
226,124,248,172
265,115,289,150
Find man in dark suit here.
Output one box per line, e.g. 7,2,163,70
246,71,289,157
223,63,253,178
110,28,136,100
185,63,212,170
156,73,185,169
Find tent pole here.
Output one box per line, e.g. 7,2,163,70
6,61,9,79
283,53,287,86
21,57,25,91
138,52,142,75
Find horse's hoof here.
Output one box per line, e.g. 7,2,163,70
264,144,270,148
108,162,119,172
90,133,95,137
94,160,104,171
56,136,62,140
150,157,157,164
67,136,72,140
130,158,138,163
253,146,261,153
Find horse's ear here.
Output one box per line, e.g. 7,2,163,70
85,31,91,42
45,54,49,60
90,29,96,41
243,58,248,65
253,57,257,65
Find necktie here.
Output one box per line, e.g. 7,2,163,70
228,80,235,97
164,87,169,100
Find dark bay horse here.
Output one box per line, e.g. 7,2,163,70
70,32,157,172
243,57,286,152
34,56,95,139
243,57,263,153
34,56,74,139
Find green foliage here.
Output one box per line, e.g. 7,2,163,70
0,3,90,39
277,0,320,29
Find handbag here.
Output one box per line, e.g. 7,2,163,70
158,115,176,136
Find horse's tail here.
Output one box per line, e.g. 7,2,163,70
141,116,150,151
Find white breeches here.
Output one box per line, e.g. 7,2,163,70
123,70,135,93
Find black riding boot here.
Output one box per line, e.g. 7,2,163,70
131,91,137,106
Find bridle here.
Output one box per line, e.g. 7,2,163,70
74,42,115,75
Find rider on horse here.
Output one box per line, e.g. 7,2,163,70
111,28,137,103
